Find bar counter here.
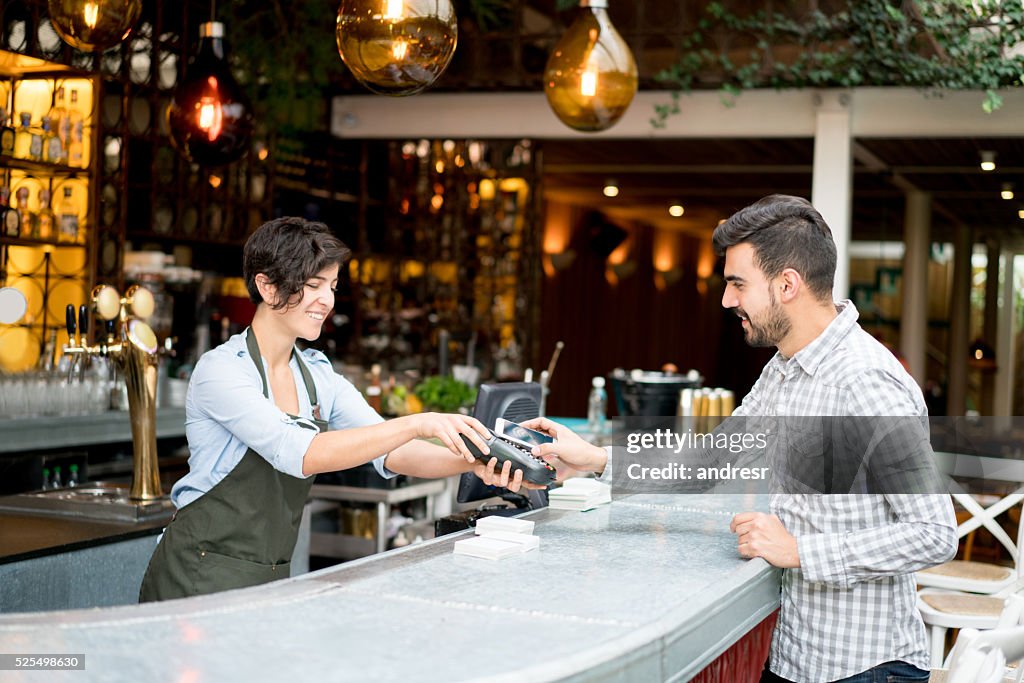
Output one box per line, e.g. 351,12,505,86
0,511,165,564
0,494,781,682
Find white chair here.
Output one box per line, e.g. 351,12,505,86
917,456,1024,593
939,622,1024,683
917,487,1024,595
922,593,1024,676
917,452,1024,667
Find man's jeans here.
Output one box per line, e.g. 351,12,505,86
760,660,930,683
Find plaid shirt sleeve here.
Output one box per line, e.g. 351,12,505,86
798,494,957,588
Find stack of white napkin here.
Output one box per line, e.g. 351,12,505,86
453,516,539,560
547,478,612,511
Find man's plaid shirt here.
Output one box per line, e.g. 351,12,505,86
735,300,957,682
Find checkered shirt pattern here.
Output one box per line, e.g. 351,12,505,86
733,300,957,682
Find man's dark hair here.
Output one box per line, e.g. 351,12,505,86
243,217,351,309
713,194,837,300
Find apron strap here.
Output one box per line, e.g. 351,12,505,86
245,329,270,399
245,328,321,419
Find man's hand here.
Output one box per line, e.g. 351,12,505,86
730,512,800,568
471,457,546,493
519,417,607,477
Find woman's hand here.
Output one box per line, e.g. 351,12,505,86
519,417,608,476
408,412,492,463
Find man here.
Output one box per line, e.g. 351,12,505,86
524,195,957,683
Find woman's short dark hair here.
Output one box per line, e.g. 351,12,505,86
712,194,837,301
243,217,351,309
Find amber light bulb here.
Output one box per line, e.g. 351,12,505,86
167,22,253,167
544,0,637,132
48,0,141,51
336,0,458,96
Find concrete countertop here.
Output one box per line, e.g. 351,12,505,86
0,493,781,682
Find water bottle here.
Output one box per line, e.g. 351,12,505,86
587,376,607,434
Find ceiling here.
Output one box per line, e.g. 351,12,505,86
540,136,1024,247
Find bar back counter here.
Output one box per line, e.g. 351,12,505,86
0,494,780,682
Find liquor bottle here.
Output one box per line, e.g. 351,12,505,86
0,107,14,155
50,86,68,147
57,186,79,243
68,464,80,487
68,121,84,167
52,465,63,489
41,116,63,164
66,89,85,167
66,89,83,139
37,188,56,241
15,187,36,238
41,467,51,490
0,186,19,237
13,112,34,159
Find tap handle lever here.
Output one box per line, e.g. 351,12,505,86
78,304,89,341
65,304,77,343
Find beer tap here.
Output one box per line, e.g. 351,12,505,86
63,284,163,501
65,302,78,383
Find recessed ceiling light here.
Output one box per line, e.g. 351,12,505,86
980,150,997,172
603,179,619,198
668,204,684,217
1001,183,1014,200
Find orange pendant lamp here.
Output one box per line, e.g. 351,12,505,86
48,0,141,51
167,20,253,167
545,0,638,132
336,0,458,96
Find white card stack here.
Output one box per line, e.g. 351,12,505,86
547,478,612,511
453,515,540,560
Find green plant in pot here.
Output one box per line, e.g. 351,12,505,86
413,376,477,414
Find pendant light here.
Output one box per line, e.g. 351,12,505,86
167,17,253,167
544,0,637,132
336,0,458,96
48,0,142,51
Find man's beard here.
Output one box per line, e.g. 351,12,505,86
739,289,791,348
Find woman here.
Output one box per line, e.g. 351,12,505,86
140,217,529,602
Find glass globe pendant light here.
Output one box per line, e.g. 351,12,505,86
336,0,458,96
167,20,253,167
544,0,638,132
48,0,142,51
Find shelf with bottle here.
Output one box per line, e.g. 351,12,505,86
0,74,93,172
0,173,89,246
0,63,96,373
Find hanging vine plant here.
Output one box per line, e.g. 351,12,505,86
651,1,1024,127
